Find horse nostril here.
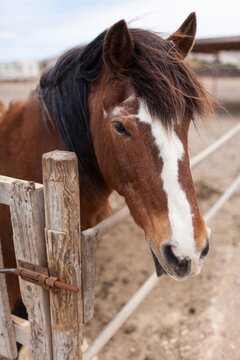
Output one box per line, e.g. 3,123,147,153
161,245,181,269
200,239,209,259
161,244,191,277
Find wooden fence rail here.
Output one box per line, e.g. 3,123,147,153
0,241,18,359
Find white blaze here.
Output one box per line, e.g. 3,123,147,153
138,102,197,259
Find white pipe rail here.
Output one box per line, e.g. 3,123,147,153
93,206,130,240
190,122,240,168
83,273,159,360
204,174,240,223
83,172,240,360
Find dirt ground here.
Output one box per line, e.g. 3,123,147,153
0,77,240,360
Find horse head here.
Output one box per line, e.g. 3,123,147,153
89,13,211,279
40,13,212,280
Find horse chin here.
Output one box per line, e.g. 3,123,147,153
150,248,165,277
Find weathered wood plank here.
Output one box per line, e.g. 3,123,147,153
11,315,30,348
0,242,18,359
0,175,42,206
42,150,82,360
9,181,52,360
81,229,98,323
81,205,130,323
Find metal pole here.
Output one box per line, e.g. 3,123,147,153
94,206,130,240
83,173,240,360
83,273,158,360
190,122,240,168
204,174,240,223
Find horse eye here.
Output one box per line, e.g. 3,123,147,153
112,121,130,136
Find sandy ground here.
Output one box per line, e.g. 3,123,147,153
0,77,240,360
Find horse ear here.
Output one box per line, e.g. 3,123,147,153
167,12,197,58
103,19,134,73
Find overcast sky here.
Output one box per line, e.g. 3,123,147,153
0,0,239,62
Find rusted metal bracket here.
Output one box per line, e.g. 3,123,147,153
0,260,79,293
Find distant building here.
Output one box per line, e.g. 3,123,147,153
39,57,57,71
219,51,240,67
0,59,40,81
189,51,240,68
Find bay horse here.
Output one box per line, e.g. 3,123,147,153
0,13,211,314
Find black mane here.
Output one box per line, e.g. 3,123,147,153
39,27,212,196
40,31,107,196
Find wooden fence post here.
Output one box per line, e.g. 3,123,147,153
9,181,52,360
0,241,18,359
42,150,82,360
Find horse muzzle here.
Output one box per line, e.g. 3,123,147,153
149,242,204,280
161,243,192,278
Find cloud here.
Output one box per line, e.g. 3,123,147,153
0,0,239,61
0,31,17,40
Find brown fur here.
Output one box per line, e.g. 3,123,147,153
0,100,6,116
168,12,197,57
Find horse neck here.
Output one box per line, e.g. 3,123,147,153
0,89,111,230
80,188,112,229
37,86,113,229
0,91,61,182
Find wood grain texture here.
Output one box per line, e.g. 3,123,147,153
42,150,82,360
0,242,18,359
9,181,52,360
0,175,43,205
81,206,130,323
11,315,30,348
81,229,98,323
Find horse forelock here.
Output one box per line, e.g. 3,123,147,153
128,29,214,128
